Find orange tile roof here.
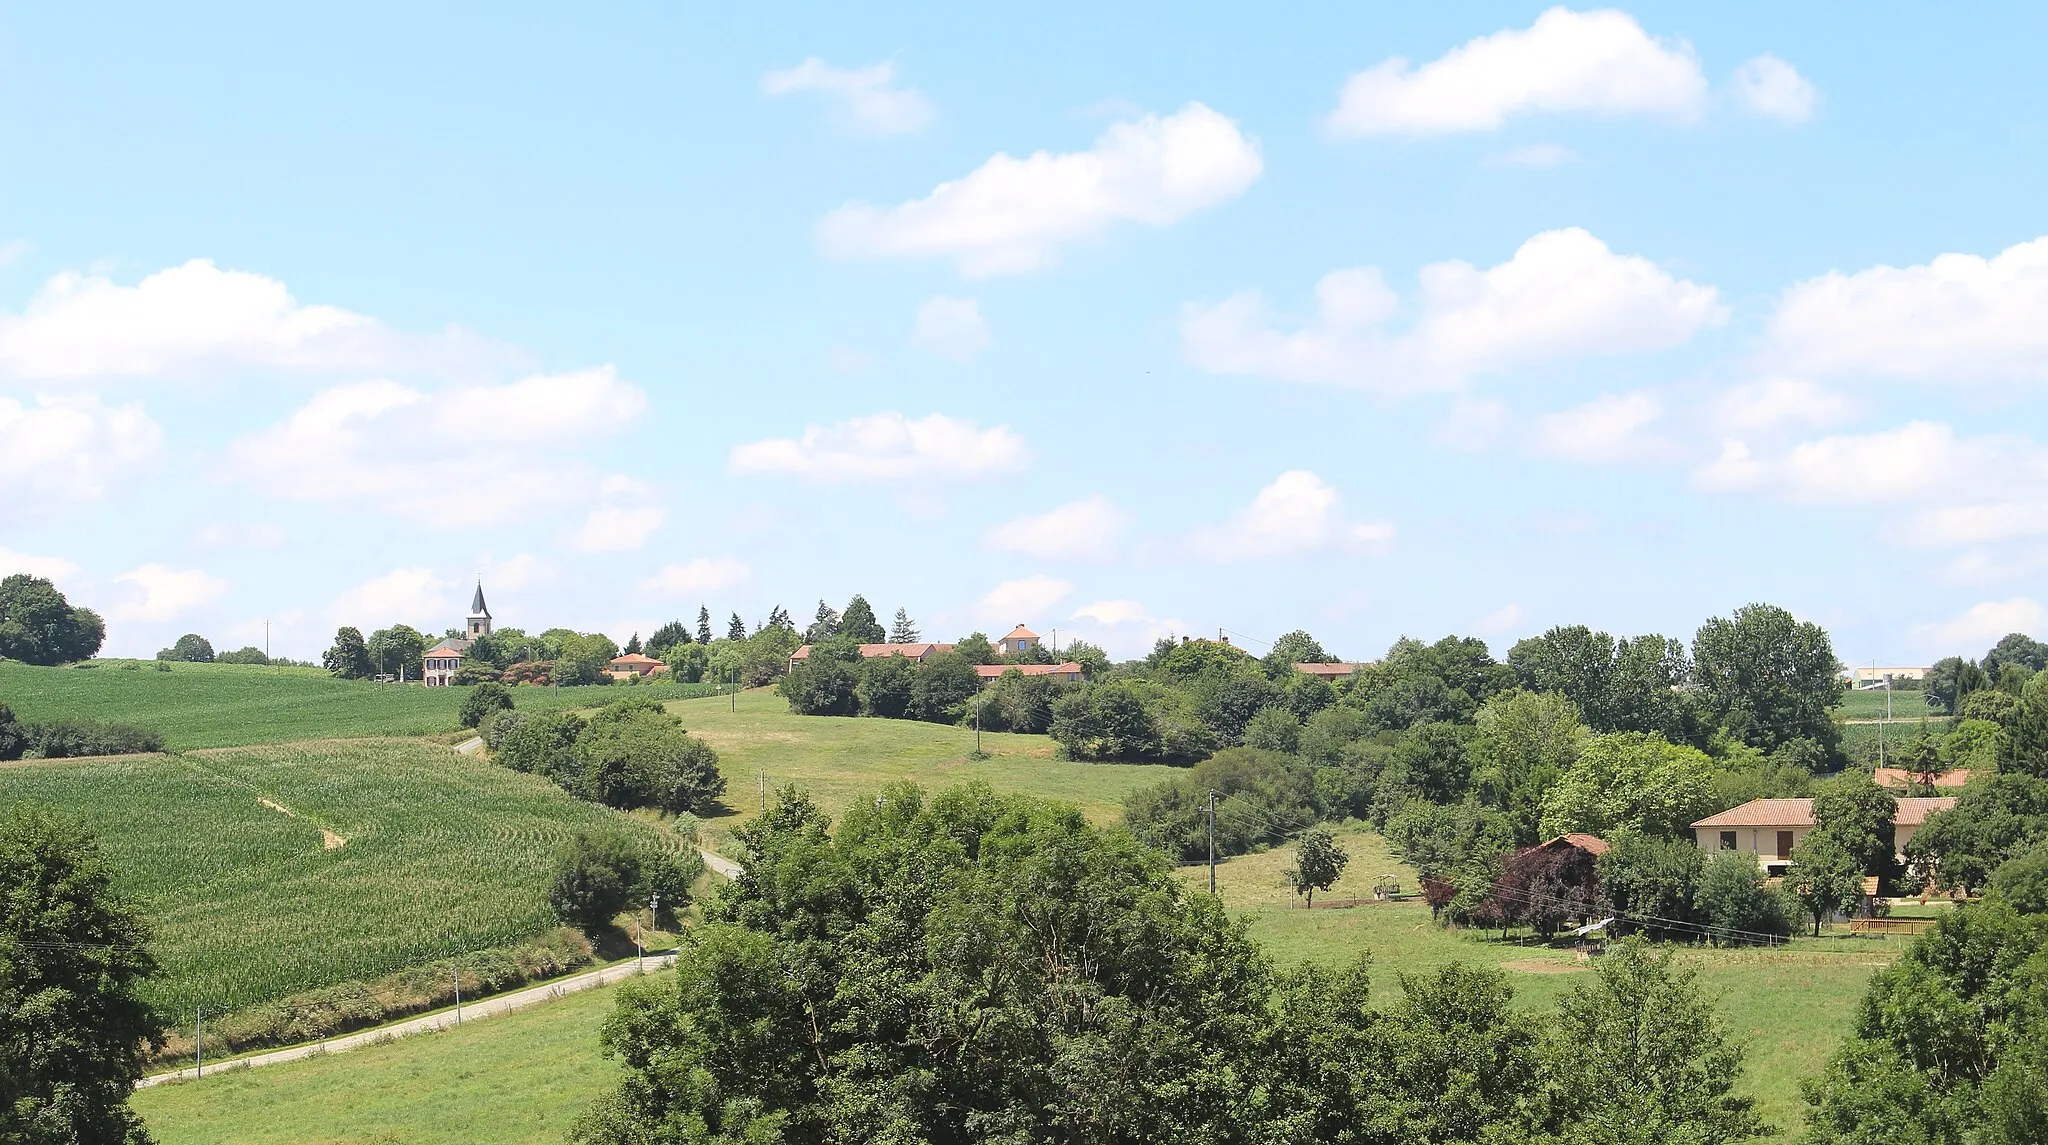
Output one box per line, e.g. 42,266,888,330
609,653,664,666
1293,662,1360,677
1874,768,1972,789
1692,796,1957,829
1541,832,1611,855
1895,797,1958,826
974,662,1083,678
792,642,952,661
1003,625,1039,641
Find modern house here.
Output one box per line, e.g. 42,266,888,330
608,652,665,680
1690,796,1957,875
423,582,492,687
975,662,1085,683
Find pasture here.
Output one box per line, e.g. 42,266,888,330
0,737,678,1017
0,659,719,749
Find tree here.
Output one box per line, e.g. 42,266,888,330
156,634,215,663
779,642,860,716
366,624,427,678
1693,852,1795,943
1488,840,1608,939
2002,670,2048,777
622,632,642,656
573,701,726,813
646,620,689,656
1050,680,1167,762
216,646,269,665
1787,833,1865,937
553,632,621,687
726,612,746,641
1924,656,1990,715
1533,938,1768,1144
802,600,840,645
1539,732,1718,841
322,626,374,679
1265,629,1333,670
953,631,995,664
908,651,980,722
0,574,106,665
1812,774,1900,875
1692,603,1842,754
1286,826,1349,908
1984,632,2048,678
839,595,885,644
0,702,24,761
547,830,644,933
696,606,713,645
1990,844,2048,913
1906,773,2048,894
459,681,514,729
888,607,920,644
856,652,916,719
496,711,587,777
1471,689,1587,845
1599,834,1706,940
0,804,162,1144
1243,705,1301,753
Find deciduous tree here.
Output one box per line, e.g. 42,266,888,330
1787,833,1865,937
1692,603,1842,754
322,626,374,679
0,574,106,665
1286,826,1348,908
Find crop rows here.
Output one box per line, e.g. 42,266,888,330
0,738,675,1017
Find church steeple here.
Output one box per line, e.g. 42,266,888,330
466,580,492,638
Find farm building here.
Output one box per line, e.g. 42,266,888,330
974,662,1085,682
1844,665,1929,688
788,641,954,671
422,581,492,687
1690,796,1956,876
608,652,665,680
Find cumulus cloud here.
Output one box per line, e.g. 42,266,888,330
226,367,645,524
909,295,992,361
1767,236,2048,384
978,574,1073,623
1183,228,1723,393
0,394,163,511
728,411,1028,482
0,547,80,583
0,259,515,383
1693,421,2010,505
985,495,1129,561
1191,471,1395,561
1529,391,1667,463
569,476,665,552
1912,598,2045,653
1730,54,1819,123
1326,8,1708,137
817,103,1262,276
1711,377,1855,434
330,567,450,629
760,57,934,135
110,563,230,622
640,557,751,595
1066,598,1190,659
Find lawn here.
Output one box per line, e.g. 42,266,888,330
134,968,652,1145
666,689,1179,851
1181,825,1903,1141
0,659,719,749
0,738,680,1017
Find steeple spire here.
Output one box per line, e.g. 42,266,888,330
470,579,489,619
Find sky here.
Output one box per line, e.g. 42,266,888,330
2,3,2046,667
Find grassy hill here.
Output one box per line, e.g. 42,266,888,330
0,659,718,749
1,737,680,1017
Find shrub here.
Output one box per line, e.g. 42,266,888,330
780,648,860,716
459,681,514,729
156,633,216,663
216,646,270,665
481,708,527,750
1051,680,1166,761
547,830,645,933
20,719,165,758
0,702,22,761
1122,747,1316,861
644,849,706,924
1692,852,1795,942
497,711,585,776
857,653,916,719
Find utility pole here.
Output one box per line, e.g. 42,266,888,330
759,769,765,812
974,700,982,754
453,966,462,1025
1207,789,1218,894
195,1006,203,1078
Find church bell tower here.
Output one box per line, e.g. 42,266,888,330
467,581,492,639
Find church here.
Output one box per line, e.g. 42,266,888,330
421,582,493,687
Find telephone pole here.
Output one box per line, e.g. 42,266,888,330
453,966,463,1025
195,1006,203,1078
1207,789,1218,894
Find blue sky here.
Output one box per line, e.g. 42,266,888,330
3,3,2046,666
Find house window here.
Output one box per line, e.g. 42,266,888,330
1720,831,1737,851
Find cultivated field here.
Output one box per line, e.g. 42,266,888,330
0,738,679,1017
0,659,718,749
1836,685,1938,721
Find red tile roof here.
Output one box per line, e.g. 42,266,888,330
1293,662,1360,677
1691,796,1957,829
791,642,952,661
1874,768,1972,789
1003,625,1039,641
1895,797,1959,826
1540,832,1611,855
609,653,664,666
974,662,1083,679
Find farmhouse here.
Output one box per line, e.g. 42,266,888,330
789,641,954,671
1873,767,1972,790
422,582,493,687
975,662,1085,683
608,652,665,680
1691,796,1957,876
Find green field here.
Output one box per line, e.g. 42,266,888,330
0,738,678,1017
0,659,719,749
1836,685,1938,721
1184,825,1900,1140
666,689,1179,849
134,969,648,1145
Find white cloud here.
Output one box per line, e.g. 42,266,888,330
1730,54,1818,123
0,547,80,583
192,522,287,550
1711,377,1855,434
1183,228,1723,393
817,102,1262,277
568,475,665,552
640,557,751,596
1065,598,1190,659
1470,603,1526,638
110,564,230,623
760,57,935,135
481,553,553,591
1326,7,1707,137
330,567,451,629
1529,391,1666,463
728,411,1029,482
1911,598,2045,653
1192,470,1395,561
1768,236,2048,384
985,495,1129,561
1692,421,2009,505
1072,599,1150,626
979,575,1073,624
0,394,162,511
1484,143,1577,168
909,295,992,361
227,367,645,524
0,259,514,383
1434,396,1508,452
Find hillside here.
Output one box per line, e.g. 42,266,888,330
0,659,717,749
1,737,680,1017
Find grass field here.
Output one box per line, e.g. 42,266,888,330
1185,825,1901,1140
1836,686,1939,721
134,968,650,1145
666,689,1179,851
0,659,719,749
0,738,679,1016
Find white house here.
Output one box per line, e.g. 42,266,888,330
1691,796,1957,876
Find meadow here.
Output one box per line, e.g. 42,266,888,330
0,737,680,1017
1836,684,1938,721
0,659,720,749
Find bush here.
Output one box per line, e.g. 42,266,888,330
0,702,23,761
1122,747,1316,861
547,830,645,933
459,681,514,729
781,649,860,716
1051,680,1166,761
481,708,527,750
216,646,270,665
496,711,585,776
20,719,165,758
857,653,916,719
1991,844,2048,913
908,652,980,722
644,849,706,923
1693,852,1795,942
156,633,216,662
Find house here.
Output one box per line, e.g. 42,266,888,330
1000,625,1040,656
1874,767,1972,790
1691,796,1958,875
1293,662,1363,678
423,581,493,687
975,662,1085,683
1539,832,1612,857
788,642,954,671
608,652,665,680
1845,665,1929,689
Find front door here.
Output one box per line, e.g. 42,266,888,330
1777,831,1795,860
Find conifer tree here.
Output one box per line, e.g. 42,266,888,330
890,608,921,644
727,613,747,641
624,632,642,655
805,600,842,645
841,595,886,643
697,606,713,645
